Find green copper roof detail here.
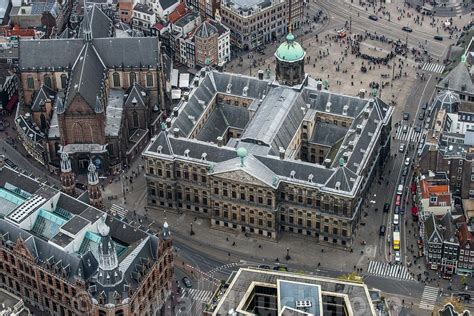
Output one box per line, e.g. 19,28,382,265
275,33,305,62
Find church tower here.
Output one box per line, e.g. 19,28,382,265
274,31,306,86
87,160,103,209
60,152,76,195
96,214,122,286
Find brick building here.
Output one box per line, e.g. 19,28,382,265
0,158,174,315
16,5,165,174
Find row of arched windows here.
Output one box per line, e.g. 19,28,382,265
112,72,154,88
26,74,68,90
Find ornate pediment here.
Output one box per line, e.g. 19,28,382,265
213,170,270,188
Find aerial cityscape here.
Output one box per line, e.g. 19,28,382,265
0,0,472,315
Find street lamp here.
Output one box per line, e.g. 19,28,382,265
285,248,291,260
190,222,195,236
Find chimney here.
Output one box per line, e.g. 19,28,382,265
359,89,365,99
258,70,264,80
316,81,322,90
166,118,172,128
343,152,350,162
200,68,206,77
368,98,375,108
173,107,179,116
325,102,331,112
279,147,285,160
364,108,370,119
217,136,223,147
348,141,354,150
324,158,331,168
173,128,180,138
356,124,362,134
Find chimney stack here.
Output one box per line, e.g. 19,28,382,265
217,136,223,147
173,128,180,138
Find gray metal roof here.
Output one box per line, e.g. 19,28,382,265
105,89,124,137
31,85,56,112
196,104,250,142
241,87,301,149
159,0,179,10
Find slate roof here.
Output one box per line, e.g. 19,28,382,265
79,5,113,39
63,43,106,112
438,62,473,95
195,21,217,38
159,0,179,10
310,121,348,146
124,83,147,108
31,85,56,112
196,104,250,142
134,3,154,15
0,165,164,304
148,70,392,195
19,39,84,70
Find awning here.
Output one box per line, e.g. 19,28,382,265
6,95,18,111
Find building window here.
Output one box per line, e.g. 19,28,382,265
146,72,153,87
60,74,67,89
129,72,136,85
27,77,34,89
44,75,52,88
132,111,139,127
113,72,120,87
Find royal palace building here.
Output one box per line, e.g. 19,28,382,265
143,34,392,246
0,156,174,316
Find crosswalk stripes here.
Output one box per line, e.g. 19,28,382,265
419,286,439,310
394,125,423,143
187,288,214,302
422,63,445,74
110,204,128,218
367,260,415,281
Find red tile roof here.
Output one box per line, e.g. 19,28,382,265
168,2,186,23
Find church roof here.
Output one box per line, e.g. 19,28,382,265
275,33,305,62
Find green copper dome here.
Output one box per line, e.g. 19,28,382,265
275,33,305,62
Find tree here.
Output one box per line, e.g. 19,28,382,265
337,271,362,283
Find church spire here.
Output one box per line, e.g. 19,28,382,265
82,0,92,42
87,160,103,208
60,151,76,195
96,214,122,286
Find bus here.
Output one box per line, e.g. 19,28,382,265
393,232,400,250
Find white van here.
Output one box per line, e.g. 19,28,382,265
397,184,403,195
393,214,399,225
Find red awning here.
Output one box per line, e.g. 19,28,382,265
6,95,18,111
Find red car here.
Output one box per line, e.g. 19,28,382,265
395,195,401,206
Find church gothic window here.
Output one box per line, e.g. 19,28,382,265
129,72,136,85
113,72,120,87
132,111,139,128
146,72,153,87
44,75,52,88
73,123,84,143
27,77,34,89
60,74,67,89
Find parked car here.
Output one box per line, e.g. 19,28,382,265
403,112,410,120
395,195,401,206
369,15,378,21
402,125,408,134
394,205,400,214
434,35,443,41
415,126,422,133
379,225,386,236
258,265,271,270
182,276,193,288
399,144,406,152
402,26,413,32
393,224,400,232
383,202,390,213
